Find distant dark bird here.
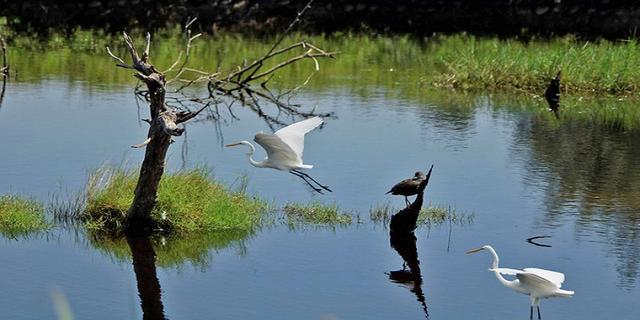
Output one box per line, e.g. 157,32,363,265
387,165,434,207
544,71,561,118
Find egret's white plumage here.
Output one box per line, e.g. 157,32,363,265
226,116,331,193
467,245,574,320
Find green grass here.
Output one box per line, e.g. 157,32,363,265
369,202,473,228
4,27,640,98
428,34,640,96
283,201,353,225
0,194,50,237
83,167,267,233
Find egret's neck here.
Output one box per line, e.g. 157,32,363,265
485,246,515,288
486,246,499,269
238,141,266,168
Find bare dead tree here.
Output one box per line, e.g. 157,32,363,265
106,0,334,232
0,35,7,76
0,35,8,107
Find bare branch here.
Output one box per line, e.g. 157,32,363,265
0,35,8,76
142,32,151,62
131,137,152,148
105,46,131,69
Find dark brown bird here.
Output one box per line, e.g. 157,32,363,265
386,165,433,206
545,71,561,118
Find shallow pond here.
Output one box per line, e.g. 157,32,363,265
0,44,638,319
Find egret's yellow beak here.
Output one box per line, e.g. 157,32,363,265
466,247,484,254
225,142,241,147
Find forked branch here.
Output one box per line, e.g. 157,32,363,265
131,0,336,128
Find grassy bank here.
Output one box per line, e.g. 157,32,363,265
0,195,50,237
3,26,640,97
82,167,267,233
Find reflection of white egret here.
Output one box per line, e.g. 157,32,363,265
225,116,331,194
466,245,574,320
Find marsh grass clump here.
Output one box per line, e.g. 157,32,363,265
283,201,353,226
0,195,50,237
83,167,267,233
370,202,473,229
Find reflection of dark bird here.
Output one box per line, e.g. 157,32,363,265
544,71,561,118
389,231,429,319
390,165,433,232
387,166,433,206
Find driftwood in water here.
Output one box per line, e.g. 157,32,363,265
545,71,561,119
389,165,433,233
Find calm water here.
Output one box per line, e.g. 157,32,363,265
0,51,638,319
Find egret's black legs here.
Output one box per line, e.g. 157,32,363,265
530,306,533,320
290,171,324,194
291,169,332,192
537,306,541,320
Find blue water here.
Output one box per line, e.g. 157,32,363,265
0,78,637,319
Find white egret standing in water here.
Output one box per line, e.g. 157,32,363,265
225,116,332,194
466,245,574,320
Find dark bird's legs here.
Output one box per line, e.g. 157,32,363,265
291,169,332,192
537,306,541,320
404,196,410,207
530,306,533,320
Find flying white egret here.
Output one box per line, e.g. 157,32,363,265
466,245,574,320
225,116,332,194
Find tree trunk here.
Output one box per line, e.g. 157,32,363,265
107,33,185,232
127,74,171,228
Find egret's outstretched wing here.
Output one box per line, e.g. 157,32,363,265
523,268,565,287
490,268,524,275
516,272,561,293
254,133,299,166
274,116,323,160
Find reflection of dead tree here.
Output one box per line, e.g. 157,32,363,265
106,1,334,232
127,236,166,320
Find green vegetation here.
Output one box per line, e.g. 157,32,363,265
369,202,473,228
4,27,640,128
83,167,267,233
4,27,640,98
428,34,640,95
0,195,50,237
283,201,353,225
